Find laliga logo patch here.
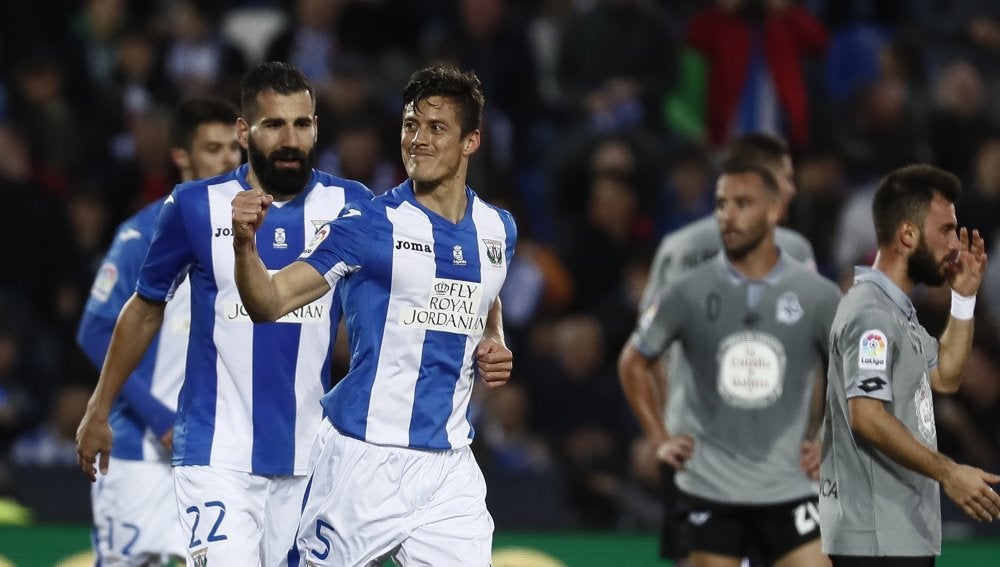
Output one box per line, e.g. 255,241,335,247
301,224,331,258
90,262,118,303
858,329,888,370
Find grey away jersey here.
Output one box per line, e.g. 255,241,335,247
633,251,840,505
638,216,816,434
819,267,941,557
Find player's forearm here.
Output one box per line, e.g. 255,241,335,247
849,396,955,482
233,237,282,322
89,294,165,416
933,317,974,393
618,344,670,444
484,297,505,344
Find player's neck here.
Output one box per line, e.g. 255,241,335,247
728,243,780,280
413,178,468,223
871,250,914,295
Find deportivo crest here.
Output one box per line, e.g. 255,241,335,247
482,238,503,268
273,227,287,249
858,329,888,370
775,291,803,324
453,245,467,266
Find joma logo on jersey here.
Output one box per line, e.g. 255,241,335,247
395,239,432,253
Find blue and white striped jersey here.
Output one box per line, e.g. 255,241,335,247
137,164,371,475
299,180,517,451
77,199,188,462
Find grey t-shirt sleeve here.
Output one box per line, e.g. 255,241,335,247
639,237,675,312
632,283,689,359
839,309,895,402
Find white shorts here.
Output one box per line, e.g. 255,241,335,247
173,465,308,567
282,421,493,567
91,457,185,566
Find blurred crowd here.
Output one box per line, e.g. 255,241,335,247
1,0,1000,536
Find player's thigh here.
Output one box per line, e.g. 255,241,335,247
677,492,748,559
751,496,822,565
262,475,309,567
830,556,934,567
284,422,413,567
174,465,268,567
92,458,185,565
394,448,493,567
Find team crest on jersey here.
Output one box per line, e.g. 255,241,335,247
858,330,888,370
482,238,504,268
453,245,467,266
301,224,330,258
311,219,330,231
775,291,803,324
191,548,208,567
90,262,118,303
273,227,288,249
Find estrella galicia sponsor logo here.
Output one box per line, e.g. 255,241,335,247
483,238,503,268
858,329,888,370
395,239,432,253
858,377,887,393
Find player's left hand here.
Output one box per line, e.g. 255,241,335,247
76,408,113,482
946,228,987,297
477,337,512,389
800,439,821,481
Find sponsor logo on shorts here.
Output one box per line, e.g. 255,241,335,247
191,548,208,567
688,511,711,526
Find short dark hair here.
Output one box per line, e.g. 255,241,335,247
240,61,315,121
169,97,239,150
872,164,962,246
724,133,790,169
719,158,780,194
402,65,485,135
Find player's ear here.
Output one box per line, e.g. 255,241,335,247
463,129,480,156
237,117,251,150
899,220,919,250
170,148,190,172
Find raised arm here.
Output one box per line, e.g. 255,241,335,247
76,293,165,481
932,227,987,393
232,189,331,322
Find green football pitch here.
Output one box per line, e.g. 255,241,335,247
0,527,999,566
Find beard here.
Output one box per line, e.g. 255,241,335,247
247,134,314,196
907,237,947,286
723,223,768,261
